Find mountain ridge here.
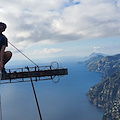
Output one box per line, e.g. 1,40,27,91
86,53,120,120
87,54,120,79
78,52,107,62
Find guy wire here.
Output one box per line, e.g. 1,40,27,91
8,41,39,67
9,42,42,120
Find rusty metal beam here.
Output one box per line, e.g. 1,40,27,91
1,66,68,84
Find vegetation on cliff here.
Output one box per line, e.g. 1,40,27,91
87,54,120,79
85,54,120,120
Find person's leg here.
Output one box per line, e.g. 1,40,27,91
3,51,12,65
2,51,12,75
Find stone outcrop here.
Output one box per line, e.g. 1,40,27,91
85,54,120,120
87,72,120,119
87,54,120,79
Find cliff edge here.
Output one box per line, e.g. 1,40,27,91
85,54,120,120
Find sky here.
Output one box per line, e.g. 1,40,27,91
1,0,120,63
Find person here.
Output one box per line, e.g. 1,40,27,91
0,22,12,75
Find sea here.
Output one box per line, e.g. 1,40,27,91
0,61,104,120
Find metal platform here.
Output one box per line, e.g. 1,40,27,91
1,63,68,84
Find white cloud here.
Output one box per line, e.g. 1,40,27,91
42,48,63,54
1,0,120,59
25,48,63,60
94,46,101,49
93,46,104,52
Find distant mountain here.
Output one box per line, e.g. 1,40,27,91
87,54,120,79
83,54,104,65
86,53,120,119
89,52,106,58
78,53,107,63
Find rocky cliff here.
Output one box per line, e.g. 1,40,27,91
84,54,104,65
87,54,120,79
86,54,120,120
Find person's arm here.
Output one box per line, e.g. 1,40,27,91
0,45,6,70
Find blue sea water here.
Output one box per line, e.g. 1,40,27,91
0,62,104,120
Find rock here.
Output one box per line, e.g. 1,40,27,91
87,54,120,79
86,54,120,119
